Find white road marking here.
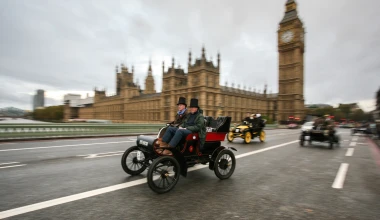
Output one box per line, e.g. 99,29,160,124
85,153,123,159
0,140,298,219
0,141,134,152
0,162,19,166
349,142,357,147
0,164,26,169
352,137,358,141
236,140,299,159
77,151,125,157
345,148,354,157
332,163,349,189
357,143,366,145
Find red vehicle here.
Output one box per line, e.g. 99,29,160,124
121,116,236,193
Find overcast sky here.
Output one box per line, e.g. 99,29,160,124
0,0,379,111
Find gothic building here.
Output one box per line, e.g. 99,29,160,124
64,0,305,123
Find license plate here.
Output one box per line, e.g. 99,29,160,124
304,136,310,140
137,151,142,160
235,129,239,133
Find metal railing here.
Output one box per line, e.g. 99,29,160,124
0,123,279,141
0,123,164,140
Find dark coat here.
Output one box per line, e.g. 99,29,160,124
180,108,206,145
170,110,189,127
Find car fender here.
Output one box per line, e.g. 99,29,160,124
170,148,188,177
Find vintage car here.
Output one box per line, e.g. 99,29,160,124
227,120,266,144
121,116,236,194
299,125,340,149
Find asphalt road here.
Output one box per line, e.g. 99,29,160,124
0,129,380,220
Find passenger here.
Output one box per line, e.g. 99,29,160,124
158,98,206,155
256,114,265,128
250,114,259,128
157,97,188,145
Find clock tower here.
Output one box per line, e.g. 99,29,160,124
277,0,305,122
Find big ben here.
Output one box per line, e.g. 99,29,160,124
277,0,305,121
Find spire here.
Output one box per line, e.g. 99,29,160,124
217,52,220,68
162,61,165,74
264,83,267,94
115,65,118,73
132,65,134,74
281,0,298,23
201,46,206,59
172,57,175,68
188,49,192,66
148,59,152,75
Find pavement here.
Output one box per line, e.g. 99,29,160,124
0,129,379,219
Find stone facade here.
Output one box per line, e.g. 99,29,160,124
64,0,305,123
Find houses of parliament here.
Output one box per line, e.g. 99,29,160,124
64,0,305,123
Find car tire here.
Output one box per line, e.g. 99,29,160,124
147,156,180,194
244,132,251,144
227,132,234,142
121,146,148,175
214,150,236,180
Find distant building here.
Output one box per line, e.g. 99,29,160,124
0,107,26,117
305,104,333,109
33,89,45,110
64,0,306,123
63,93,94,107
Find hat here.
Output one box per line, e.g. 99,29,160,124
189,98,199,108
256,114,261,117
177,97,187,107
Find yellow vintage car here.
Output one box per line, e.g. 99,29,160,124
227,121,266,143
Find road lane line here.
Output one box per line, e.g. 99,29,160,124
332,163,349,189
235,140,299,159
0,164,26,169
0,141,134,152
349,142,356,147
85,153,123,159
77,151,125,157
0,140,298,219
345,148,354,157
0,162,19,166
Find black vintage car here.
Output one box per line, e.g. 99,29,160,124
121,116,237,194
299,125,340,149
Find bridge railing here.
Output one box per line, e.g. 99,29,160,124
0,123,164,140
0,123,279,140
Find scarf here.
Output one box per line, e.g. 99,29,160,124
177,108,187,115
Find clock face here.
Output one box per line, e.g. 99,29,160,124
281,30,294,43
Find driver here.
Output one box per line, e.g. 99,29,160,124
242,112,252,125
158,98,206,155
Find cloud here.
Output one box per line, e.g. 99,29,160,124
0,0,379,112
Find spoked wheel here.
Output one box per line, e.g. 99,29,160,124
147,156,180,194
227,131,234,142
121,146,148,175
214,150,236,180
244,132,252,144
300,139,304,146
259,131,266,142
